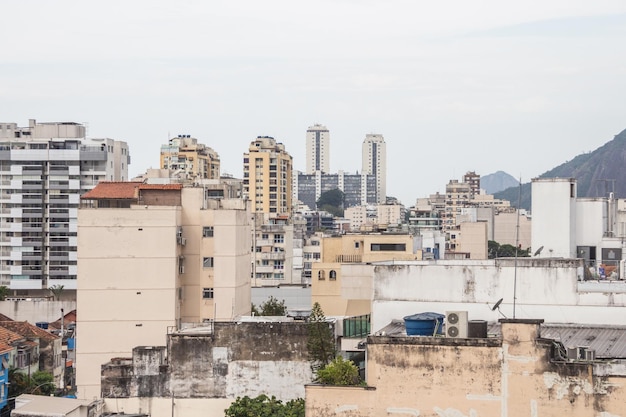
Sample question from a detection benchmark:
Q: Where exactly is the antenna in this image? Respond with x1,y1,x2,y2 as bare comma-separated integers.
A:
513,176,522,319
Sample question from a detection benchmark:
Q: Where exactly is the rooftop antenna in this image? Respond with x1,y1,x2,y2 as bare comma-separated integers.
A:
489,298,507,318
513,176,522,319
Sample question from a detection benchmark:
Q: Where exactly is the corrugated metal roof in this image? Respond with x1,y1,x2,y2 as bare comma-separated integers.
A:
379,321,626,359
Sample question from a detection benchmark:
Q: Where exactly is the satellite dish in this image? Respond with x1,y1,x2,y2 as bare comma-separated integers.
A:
533,246,544,256
492,298,503,311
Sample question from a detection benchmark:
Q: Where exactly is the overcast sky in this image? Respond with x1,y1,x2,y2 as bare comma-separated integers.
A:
2,1,626,205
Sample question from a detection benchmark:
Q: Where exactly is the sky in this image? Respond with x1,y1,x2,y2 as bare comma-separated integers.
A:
2,1,626,206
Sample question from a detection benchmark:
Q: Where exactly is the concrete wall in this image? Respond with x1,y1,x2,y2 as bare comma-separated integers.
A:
100,321,313,416
0,301,75,323
305,320,626,417
337,259,626,331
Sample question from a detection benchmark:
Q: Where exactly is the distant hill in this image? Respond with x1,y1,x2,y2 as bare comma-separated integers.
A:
481,171,519,194
494,128,626,210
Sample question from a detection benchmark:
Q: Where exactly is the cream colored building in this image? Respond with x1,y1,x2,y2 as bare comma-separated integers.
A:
243,136,293,215
76,181,251,400
306,124,330,174
305,319,626,416
312,233,419,316
160,135,220,180
455,221,488,259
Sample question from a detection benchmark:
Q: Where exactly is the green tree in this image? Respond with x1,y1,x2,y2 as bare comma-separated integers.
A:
9,369,55,397
488,240,530,259
307,302,336,372
49,284,65,301
316,189,344,217
224,395,304,417
0,286,8,301
316,356,361,386
258,296,287,316
251,303,260,316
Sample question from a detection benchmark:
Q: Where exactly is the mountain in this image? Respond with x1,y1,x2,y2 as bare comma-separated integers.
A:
494,128,626,210
480,171,519,194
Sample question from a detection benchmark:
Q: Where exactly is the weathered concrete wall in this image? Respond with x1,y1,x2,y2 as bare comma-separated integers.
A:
169,322,312,400
305,320,626,417
357,259,626,330
102,397,233,417
101,321,315,415
0,300,75,323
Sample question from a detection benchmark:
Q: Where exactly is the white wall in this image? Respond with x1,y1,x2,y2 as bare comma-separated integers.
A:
339,259,626,331
531,178,576,257
0,301,75,323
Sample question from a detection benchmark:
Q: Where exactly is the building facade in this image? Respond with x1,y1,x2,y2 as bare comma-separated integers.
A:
77,181,251,400
293,171,377,211
243,137,293,215
160,135,220,180
306,124,330,174
305,320,626,417
361,134,386,204
0,119,129,296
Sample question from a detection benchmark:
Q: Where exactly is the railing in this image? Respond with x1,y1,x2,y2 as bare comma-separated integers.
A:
334,254,362,263
343,314,370,338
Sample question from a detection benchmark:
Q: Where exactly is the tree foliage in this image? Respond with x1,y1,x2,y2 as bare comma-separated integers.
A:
256,296,287,316
316,356,362,386
0,286,9,301
316,189,344,217
307,302,336,372
49,285,65,301
9,369,55,397
488,241,530,259
224,395,304,417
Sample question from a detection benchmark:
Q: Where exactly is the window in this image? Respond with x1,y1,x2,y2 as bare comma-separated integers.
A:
274,234,284,243
371,243,406,252
262,233,269,240
202,288,214,299
354,242,360,249
318,270,325,280
329,270,337,280
203,226,214,237
203,257,214,268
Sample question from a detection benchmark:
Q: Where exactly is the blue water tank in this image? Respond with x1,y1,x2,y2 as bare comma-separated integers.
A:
403,312,445,336
35,322,49,329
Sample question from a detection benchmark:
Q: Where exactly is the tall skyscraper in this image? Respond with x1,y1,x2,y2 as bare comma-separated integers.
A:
160,135,220,180
0,119,129,296
362,133,386,204
243,136,293,215
306,124,330,174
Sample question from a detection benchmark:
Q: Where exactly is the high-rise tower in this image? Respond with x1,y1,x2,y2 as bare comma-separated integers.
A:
0,119,129,297
243,136,293,215
362,133,386,204
306,124,330,174
160,135,220,180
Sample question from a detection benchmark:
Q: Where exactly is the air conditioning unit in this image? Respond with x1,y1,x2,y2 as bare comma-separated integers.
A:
177,237,186,246
583,348,596,361
445,311,468,338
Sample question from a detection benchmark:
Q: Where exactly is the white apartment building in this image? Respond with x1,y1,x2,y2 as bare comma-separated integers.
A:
362,134,386,204
306,124,330,174
77,181,251,400
0,119,129,296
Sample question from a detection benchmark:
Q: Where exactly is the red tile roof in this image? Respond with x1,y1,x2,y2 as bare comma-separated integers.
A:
81,182,141,200
0,321,59,342
81,182,184,200
0,326,25,345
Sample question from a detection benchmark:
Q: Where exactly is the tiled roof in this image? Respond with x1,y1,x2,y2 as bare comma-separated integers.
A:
0,321,59,342
81,182,141,200
48,310,76,330
0,326,25,345
0,313,13,321
81,182,183,200
0,340,12,355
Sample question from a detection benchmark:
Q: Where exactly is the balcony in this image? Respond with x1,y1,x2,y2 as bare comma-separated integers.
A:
334,254,362,263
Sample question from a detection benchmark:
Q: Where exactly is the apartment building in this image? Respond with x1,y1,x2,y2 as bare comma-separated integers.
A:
0,119,129,296
311,232,420,317
306,124,330,174
243,136,293,215
251,213,306,287
293,170,377,211
160,135,220,180
362,134,386,204
77,180,251,400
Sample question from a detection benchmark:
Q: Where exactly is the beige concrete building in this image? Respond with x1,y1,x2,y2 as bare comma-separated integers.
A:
77,181,251,400
160,135,220,180
306,124,330,174
361,134,386,204
455,221,488,259
243,136,293,215
312,233,419,316
305,319,626,416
